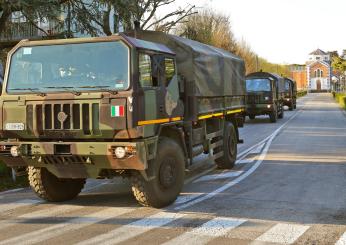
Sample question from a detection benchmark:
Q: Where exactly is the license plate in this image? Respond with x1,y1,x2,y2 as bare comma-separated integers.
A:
5,123,25,131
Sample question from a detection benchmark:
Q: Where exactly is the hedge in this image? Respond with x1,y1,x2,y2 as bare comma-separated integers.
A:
333,92,346,110
297,90,307,98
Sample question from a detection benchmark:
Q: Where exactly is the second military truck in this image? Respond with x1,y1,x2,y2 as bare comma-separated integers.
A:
0,30,246,208
245,72,285,123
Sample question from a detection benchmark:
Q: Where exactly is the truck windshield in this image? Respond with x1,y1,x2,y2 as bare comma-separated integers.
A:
7,41,129,93
246,79,271,92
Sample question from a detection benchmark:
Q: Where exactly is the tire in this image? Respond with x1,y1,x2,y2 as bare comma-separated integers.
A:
248,115,255,120
289,102,293,111
28,166,85,202
130,137,185,208
278,104,284,119
293,104,297,109
269,106,278,123
215,122,237,169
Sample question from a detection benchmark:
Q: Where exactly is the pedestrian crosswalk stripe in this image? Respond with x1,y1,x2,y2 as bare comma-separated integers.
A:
255,223,310,244
0,204,83,232
0,207,134,245
76,211,186,245
0,199,41,213
163,217,246,245
335,232,346,245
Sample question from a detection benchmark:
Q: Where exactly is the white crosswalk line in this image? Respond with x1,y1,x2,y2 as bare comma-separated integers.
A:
0,199,41,213
193,171,243,183
336,232,346,245
0,204,83,231
255,223,310,244
0,207,134,245
76,211,186,245
175,193,204,204
163,217,246,245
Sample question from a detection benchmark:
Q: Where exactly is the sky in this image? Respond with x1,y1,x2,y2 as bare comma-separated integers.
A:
163,0,346,64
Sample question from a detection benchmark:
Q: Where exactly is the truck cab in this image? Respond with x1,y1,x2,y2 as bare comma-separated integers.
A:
245,72,285,123
283,77,297,110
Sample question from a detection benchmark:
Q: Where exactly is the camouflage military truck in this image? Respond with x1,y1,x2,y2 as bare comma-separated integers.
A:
283,77,297,110
245,72,285,123
0,30,246,208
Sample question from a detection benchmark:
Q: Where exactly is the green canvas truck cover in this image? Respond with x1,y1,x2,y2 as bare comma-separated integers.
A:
126,31,246,97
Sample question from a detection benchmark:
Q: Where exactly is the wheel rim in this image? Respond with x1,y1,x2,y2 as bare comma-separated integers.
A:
228,133,236,158
159,157,177,189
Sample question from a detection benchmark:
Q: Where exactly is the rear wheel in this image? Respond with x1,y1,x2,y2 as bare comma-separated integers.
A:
130,137,185,208
215,122,237,169
28,167,85,202
248,115,255,120
289,102,293,111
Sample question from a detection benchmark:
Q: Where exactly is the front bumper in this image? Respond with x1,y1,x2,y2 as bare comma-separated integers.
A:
246,104,274,115
0,138,157,178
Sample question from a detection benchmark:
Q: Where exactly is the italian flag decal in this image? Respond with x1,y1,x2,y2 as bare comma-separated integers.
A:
111,105,125,117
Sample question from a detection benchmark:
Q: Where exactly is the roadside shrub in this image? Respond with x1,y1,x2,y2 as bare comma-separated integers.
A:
297,90,307,98
334,92,346,110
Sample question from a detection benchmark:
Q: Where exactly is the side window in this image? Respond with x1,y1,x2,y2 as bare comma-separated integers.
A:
139,53,153,87
164,58,175,86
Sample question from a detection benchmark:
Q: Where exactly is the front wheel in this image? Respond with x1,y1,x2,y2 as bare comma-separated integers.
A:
269,106,278,123
215,122,237,169
130,137,185,208
28,167,85,202
278,104,284,119
248,115,255,120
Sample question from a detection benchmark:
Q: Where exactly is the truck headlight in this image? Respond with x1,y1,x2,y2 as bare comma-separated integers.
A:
114,147,126,159
264,96,269,100
10,146,20,157
267,105,271,109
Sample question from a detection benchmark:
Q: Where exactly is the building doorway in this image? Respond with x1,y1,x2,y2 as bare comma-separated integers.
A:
317,80,321,91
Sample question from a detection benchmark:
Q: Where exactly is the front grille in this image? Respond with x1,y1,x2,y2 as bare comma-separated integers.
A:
247,95,260,104
28,103,100,135
43,155,89,165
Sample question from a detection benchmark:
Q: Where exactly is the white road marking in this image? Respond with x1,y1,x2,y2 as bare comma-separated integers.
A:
0,199,42,213
249,142,265,154
193,171,243,183
76,211,186,245
0,188,25,195
175,110,301,210
255,223,310,244
163,217,246,245
336,232,346,245
0,207,134,245
175,193,204,204
236,158,255,164
0,204,83,231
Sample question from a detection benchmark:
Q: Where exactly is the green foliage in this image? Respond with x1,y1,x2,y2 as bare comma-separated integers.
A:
334,92,346,110
332,56,346,73
297,90,307,98
257,57,291,77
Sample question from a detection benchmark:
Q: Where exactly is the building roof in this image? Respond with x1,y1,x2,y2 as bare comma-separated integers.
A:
309,49,327,55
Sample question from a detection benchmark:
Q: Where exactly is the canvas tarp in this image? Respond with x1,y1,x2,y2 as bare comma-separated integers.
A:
127,31,245,97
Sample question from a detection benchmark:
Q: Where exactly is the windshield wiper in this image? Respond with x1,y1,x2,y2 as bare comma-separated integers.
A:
9,88,46,97
43,86,81,96
77,85,118,95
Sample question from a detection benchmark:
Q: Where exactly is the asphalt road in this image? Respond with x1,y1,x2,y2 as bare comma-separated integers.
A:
0,93,345,245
